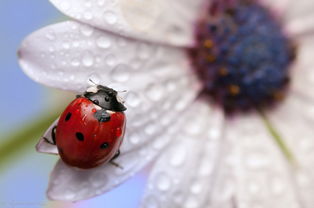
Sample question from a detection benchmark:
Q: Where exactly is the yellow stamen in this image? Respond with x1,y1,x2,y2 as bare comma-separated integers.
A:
203,39,213,48
206,54,216,62
273,91,285,101
219,67,229,76
229,85,240,95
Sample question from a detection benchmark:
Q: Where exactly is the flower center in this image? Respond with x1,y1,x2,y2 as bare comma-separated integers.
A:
189,0,296,113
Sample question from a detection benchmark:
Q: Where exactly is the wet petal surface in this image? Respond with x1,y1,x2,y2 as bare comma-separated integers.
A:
141,101,224,208
49,0,207,46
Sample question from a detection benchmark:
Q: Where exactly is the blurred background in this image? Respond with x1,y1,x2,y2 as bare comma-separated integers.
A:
0,0,145,207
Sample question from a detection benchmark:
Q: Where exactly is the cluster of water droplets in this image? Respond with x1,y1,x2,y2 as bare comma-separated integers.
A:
49,0,206,46
141,103,224,208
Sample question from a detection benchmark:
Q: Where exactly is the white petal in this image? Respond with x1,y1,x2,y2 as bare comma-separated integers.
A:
19,20,202,154
260,0,314,37
209,113,301,208
291,36,314,101
286,14,314,37
47,99,203,201
36,118,59,155
283,0,314,22
283,0,314,37
141,101,224,208
18,21,199,92
261,0,291,14
268,94,314,207
49,0,207,47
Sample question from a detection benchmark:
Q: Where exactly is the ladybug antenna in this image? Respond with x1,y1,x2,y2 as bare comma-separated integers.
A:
88,78,98,86
117,90,127,93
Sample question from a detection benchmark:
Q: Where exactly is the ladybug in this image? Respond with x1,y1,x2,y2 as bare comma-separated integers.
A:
45,85,127,169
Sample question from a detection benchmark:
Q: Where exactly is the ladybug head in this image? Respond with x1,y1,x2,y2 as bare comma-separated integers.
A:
84,85,127,112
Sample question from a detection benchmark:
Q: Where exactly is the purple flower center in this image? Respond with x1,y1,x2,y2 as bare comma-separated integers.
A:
189,0,296,113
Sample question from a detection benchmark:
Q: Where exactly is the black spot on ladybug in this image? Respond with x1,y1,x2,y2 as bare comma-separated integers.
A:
94,109,111,122
76,132,84,141
100,142,109,149
65,112,72,121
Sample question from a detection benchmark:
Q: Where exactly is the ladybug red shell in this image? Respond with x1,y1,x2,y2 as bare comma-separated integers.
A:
53,85,127,169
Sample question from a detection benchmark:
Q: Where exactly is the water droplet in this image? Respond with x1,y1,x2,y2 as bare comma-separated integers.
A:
153,135,167,150
166,80,176,92
62,42,70,49
71,58,80,67
185,196,199,208
84,12,93,20
63,191,76,200
98,0,105,6
129,58,143,70
51,64,56,70
173,191,184,203
69,75,75,81
105,54,117,66
48,47,55,53
209,128,220,139
129,132,141,145
169,146,187,167
104,11,117,25
116,37,130,48
72,41,80,48
80,25,94,36
89,171,107,188
146,84,164,101
245,152,269,170
138,43,156,59
125,92,141,108
111,64,130,82
46,31,56,40
145,124,157,135
270,178,284,195
96,36,111,49
184,119,202,135
142,196,160,208
296,172,309,187
58,71,64,77
190,182,202,194
60,2,70,11
155,173,171,191
198,159,214,176
83,51,94,67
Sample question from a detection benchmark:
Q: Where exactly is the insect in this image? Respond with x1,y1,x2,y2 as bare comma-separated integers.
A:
43,84,127,169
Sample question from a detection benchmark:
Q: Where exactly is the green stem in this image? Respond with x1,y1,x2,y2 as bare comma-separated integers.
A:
0,110,61,167
258,109,296,166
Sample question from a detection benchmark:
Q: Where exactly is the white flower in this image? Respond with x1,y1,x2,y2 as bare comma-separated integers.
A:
18,0,314,207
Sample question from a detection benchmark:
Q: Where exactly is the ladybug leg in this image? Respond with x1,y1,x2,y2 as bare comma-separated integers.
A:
94,109,111,122
111,150,120,160
109,150,123,169
109,161,123,169
51,126,57,145
43,126,57,145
